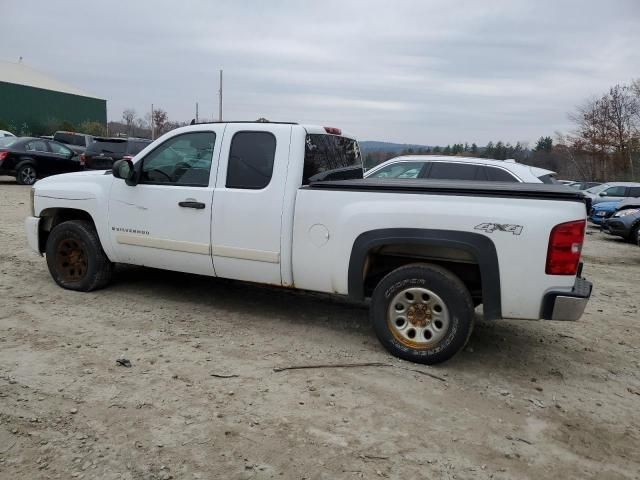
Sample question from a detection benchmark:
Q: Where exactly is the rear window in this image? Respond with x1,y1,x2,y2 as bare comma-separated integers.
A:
128,140,151,155
538,173,559,184
303,134,362,184
54,132,74,145
0,137,18,147
87,139,127,155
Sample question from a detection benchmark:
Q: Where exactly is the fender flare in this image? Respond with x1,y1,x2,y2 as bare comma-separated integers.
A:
348,228,502,320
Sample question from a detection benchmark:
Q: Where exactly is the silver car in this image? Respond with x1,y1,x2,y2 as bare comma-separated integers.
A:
583,182,640,205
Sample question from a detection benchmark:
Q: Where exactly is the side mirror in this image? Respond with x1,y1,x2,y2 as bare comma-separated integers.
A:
599,192,607,197
112,159,136,186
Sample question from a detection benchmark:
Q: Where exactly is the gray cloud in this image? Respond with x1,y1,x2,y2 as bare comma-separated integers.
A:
2,0,639,144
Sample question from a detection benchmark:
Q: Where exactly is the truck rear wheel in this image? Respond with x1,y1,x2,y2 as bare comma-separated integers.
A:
45,220,113,291
370,263,474,365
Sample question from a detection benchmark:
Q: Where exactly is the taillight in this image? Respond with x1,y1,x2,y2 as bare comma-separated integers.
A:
122,155,133,161
0,151,8,162
79,153,86,165
323,126,342,135
546,219,585,275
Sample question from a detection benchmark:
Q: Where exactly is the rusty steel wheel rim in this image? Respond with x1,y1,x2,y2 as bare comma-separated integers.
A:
387,287,450,350
55,238,88,282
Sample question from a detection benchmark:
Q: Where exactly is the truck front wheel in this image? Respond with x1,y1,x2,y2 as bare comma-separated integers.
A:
45,220,114,291
370,263,474,365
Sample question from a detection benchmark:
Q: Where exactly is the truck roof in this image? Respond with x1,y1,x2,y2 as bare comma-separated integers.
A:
186,121,355,139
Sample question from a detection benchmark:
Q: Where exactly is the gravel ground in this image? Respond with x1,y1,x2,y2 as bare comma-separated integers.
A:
0,177,639,480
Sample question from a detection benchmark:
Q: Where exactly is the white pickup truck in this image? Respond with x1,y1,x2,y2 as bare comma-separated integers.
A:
25,122,592,364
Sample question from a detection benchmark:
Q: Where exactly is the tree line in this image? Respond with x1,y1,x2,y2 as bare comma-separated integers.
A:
365,79,640,181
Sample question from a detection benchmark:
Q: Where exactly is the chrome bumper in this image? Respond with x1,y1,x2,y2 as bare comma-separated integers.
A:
541,277,592,321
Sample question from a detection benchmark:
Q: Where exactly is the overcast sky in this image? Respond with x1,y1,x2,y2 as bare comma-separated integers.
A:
2,0,639,145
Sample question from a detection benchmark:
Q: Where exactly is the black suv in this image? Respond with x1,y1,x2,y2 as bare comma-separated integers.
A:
82,137,152,170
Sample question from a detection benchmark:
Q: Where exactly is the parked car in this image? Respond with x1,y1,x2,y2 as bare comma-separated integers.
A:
82,137,152,170
25,122,592,365
583,182,640,205
0,130,16,138
588,200,621,225
568,181,602,190
0,136,81,185
364,156,558,183
603,207,640,242
53,131,95,154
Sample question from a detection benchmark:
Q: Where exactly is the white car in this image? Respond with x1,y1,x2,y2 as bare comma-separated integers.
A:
582,182,640,205
365,155,557,183
25,122,592,365
0,130,16,138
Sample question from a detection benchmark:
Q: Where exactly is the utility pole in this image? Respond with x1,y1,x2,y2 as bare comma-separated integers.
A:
219,69,223,121
195,102,199,123
151,104,154,140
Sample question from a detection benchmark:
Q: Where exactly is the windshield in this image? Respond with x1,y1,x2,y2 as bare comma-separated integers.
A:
0,137,18,147
585,184,609,194
303,134,362,184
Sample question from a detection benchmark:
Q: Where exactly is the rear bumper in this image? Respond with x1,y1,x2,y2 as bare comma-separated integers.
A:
541,276,592,321
25,216,42,255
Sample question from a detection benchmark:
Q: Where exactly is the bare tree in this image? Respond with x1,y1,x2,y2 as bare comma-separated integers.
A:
151,108,169,136
122,109,136,136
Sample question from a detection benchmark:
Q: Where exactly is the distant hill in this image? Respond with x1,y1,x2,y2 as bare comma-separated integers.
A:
359,141,431,153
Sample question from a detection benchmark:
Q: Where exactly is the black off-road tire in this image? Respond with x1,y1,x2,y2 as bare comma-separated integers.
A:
16,162,37,185
627,222,640,244
45,220,114,291
370,263,475,365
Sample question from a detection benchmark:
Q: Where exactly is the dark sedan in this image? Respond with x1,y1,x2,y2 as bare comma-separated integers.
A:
0,137,82,185
603,206,640,242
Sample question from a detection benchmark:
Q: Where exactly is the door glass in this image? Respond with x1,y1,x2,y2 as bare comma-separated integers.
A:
226,131,276,189
626,187,640,197
604,186,626,197
141,132,216,187
369,162,425,178
49,141,73,156
25,140,48,152
428,162,478,180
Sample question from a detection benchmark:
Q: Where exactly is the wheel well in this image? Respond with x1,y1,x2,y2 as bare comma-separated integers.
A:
362,244,482,303
38,208,95,252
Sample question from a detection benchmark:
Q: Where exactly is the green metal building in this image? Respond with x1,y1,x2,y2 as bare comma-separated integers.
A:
0,60,106,134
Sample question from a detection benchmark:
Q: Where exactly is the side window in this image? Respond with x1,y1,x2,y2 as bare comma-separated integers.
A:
128,141,149,155
75,135,87,147
226,131,276,189
484,166,519,182
369,162,426,179
627,187,640,197
25,140,48,152
49,142,72,156
428,162,478,181
605,186,626,197
140,132,215,187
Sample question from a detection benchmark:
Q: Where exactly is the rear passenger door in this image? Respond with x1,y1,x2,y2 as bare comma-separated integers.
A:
211,124,292,285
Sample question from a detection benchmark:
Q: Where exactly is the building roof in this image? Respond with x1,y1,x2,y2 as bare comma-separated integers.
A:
0,60,104,100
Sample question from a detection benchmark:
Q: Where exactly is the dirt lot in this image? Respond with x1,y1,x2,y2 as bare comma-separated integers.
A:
0,177,639,480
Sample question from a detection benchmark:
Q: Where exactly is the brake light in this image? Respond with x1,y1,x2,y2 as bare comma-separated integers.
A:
122,155,133,161
546,220,585,275
79,153,86,165
323,126,342,135
0,151,8,162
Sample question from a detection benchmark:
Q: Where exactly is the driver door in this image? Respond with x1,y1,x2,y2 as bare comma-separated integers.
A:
107,128,222,276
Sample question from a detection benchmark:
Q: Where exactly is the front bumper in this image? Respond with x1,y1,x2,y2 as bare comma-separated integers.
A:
541,277,592,321
602,219,629,237
25,216,42,255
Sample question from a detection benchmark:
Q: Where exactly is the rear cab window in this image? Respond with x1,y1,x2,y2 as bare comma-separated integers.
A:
87,139,127,155
303,134,362,184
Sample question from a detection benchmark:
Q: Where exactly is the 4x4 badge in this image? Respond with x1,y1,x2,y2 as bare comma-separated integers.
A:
475,223,523,235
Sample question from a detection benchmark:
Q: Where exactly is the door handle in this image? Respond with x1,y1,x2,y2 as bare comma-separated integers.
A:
179,200,206,209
